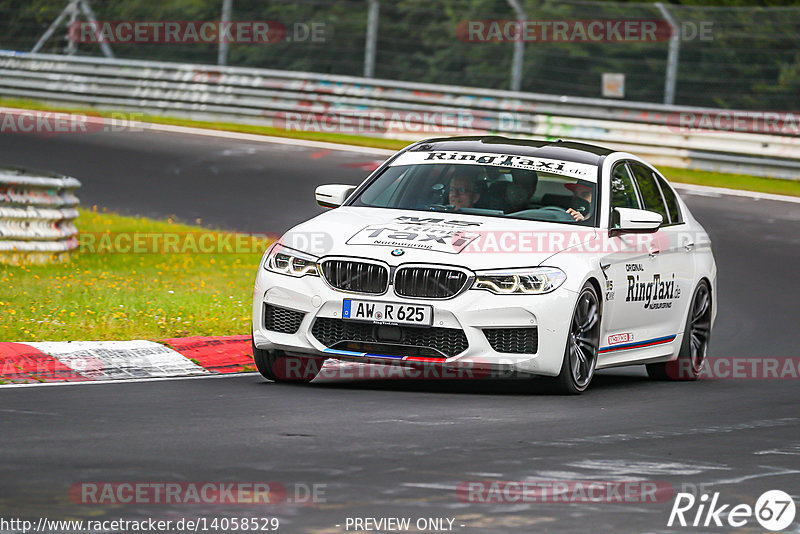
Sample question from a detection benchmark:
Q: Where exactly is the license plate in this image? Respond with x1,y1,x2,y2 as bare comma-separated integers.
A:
342,299,432,326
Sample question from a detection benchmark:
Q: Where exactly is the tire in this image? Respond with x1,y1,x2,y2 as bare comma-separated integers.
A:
251,339,324,383
647,280,712,381
554,282,601,394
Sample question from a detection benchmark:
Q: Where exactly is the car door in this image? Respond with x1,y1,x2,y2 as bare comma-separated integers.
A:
627,163,695,352
598,161,660,366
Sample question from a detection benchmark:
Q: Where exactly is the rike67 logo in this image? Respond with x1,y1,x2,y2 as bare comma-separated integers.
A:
668,489,796,531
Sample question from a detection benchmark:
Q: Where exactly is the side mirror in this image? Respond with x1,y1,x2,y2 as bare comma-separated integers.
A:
610,207,662,236
315,184,356,208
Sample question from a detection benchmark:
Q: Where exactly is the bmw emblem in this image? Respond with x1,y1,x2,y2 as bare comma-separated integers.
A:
391,249,404,257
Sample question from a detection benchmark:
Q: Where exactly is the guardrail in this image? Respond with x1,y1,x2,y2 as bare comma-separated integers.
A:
0,51,797,180
0,165,80,264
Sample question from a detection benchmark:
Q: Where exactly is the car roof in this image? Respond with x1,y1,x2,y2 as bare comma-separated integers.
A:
408,136,614,166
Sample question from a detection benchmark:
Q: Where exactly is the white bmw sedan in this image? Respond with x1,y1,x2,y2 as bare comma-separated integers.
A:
252,137,716,393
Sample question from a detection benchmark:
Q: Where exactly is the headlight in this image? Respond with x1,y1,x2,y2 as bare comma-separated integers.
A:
472,267,566,295
264,243,319,277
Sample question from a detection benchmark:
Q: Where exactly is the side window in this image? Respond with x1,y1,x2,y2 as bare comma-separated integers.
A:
655,174,682,224
630,164,669,223
610,163,640,210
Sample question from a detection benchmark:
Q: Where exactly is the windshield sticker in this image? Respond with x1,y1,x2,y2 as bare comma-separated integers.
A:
393,216,482,228
389,150,597,181
347,222,481,254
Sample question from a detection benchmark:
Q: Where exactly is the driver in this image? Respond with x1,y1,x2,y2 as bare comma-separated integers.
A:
448,167,482,210
565,182,593,221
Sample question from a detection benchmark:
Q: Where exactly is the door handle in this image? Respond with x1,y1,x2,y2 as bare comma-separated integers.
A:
648,249,660,258
684,242,695,251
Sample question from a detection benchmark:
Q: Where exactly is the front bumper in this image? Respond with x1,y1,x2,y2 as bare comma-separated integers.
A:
252,269,577,377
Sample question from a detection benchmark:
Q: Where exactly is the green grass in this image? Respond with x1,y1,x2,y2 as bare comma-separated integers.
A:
3,97,798,197
1,208,272,342
659,166,800,197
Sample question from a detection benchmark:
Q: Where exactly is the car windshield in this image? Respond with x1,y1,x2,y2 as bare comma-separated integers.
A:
349,152,599,225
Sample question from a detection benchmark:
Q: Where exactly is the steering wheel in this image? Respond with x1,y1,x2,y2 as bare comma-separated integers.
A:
536,206,577,221
427,203,455,212
571,197,591,216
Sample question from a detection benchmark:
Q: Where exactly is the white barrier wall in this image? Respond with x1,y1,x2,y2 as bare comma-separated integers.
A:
0,166,80,263
0,51,798,180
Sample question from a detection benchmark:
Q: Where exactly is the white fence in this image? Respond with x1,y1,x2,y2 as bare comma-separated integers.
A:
0,165,80,263
0,51,798,180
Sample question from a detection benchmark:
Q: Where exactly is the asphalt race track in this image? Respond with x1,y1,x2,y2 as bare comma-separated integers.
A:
1,127,799,533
